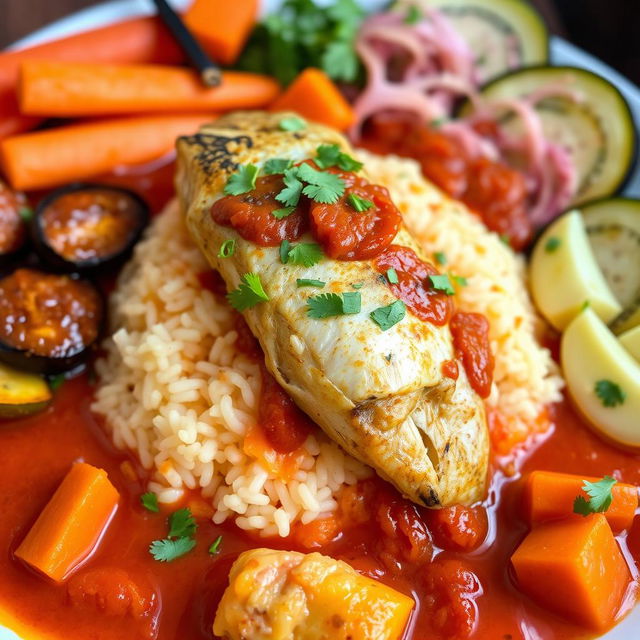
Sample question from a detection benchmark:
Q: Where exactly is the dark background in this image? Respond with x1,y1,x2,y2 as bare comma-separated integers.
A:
1,1,639,87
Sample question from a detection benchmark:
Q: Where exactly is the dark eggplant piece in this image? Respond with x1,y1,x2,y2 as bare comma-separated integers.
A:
0,179,30,266
0,268,104,374
0,362,52,419
32,183,149,274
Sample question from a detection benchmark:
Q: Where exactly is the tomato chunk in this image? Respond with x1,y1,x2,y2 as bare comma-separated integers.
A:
424,504,488,552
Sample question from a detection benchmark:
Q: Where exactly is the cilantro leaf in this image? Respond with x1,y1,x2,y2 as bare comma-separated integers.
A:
272,206,296,219
149,537,196,562
263,158,293,175
315,144,363,172
428,274,455,295
209,535,223,555
307,292,361,318
227,273,270,311
347,193,373,212
218,239,236,258
286,242,323,267
297,278,326,288
276,168,303,207
168,508,197,539
141,492,159,513
279,239,291,264
451,274,468,287
351,282,363,289
297,163,345,204
18,206,33,222
404,5,422,24
594,380,626,408
223,164,259,196
545,236,561,253
434,251,447,266
386,268,398,284
573,476,618,516
322,41,359,82
279,116,306,131
370,300,406,331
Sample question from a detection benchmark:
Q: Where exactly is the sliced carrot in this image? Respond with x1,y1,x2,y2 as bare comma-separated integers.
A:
523,470,638,532
511,514,631,630
184,0,258,65
15,462,119,582
0,16,183,140
270,68,355,131
0,113,213,190
19,62,279,118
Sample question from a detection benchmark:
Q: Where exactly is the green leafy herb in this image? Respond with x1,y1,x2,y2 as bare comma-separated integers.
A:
18,206,33,222
573,476,618,516
545,236,561,253
428,274,455,296
218,239,236,258
168,508,197,539
429,117,448,129
276,167,304,207
223,164,259,196
347,193,373,212
263,158,293,175
594,380,626,408
370,300,406,331
279,239,291,264
272,206,296,219
404,5,422,24
48,374,66,391
452,274,468,287
149,537,196,562
434,251,447,266
227,273,270,311
386,268,399,284
315,144,363,172
141,492,159,513
279,116,306,131
352,282,363,289
297,163,346,204
209,535,223,555
499,234,511,246
296,278,326,288
285,242,324,267
307,292,361,318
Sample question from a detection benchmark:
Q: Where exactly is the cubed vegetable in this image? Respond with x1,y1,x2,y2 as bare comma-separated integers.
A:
511,514,631,630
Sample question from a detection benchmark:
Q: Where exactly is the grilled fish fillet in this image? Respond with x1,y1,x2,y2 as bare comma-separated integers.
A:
213,548,413,640
176,111,489,506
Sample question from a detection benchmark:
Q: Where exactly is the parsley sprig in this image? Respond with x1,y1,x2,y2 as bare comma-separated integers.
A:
573,476,618,516
227,273,270,311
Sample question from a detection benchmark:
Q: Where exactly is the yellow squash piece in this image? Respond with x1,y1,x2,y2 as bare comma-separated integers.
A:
561,307,640,448
0,362,52,418
213,548,414,640
530,210,622,331
619,325,640,362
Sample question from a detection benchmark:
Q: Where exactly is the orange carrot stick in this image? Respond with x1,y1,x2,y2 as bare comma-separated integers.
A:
0,113,214,190
15,462,119,582
19,62,279,117
0,16,184,140
270,68,355,131
523,470,638,533
184,0,258,65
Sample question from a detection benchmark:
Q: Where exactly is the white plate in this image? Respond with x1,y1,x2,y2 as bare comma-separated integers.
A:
2,2,638,639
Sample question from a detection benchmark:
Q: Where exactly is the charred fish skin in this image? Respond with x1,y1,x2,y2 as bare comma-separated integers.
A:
176,110,489,507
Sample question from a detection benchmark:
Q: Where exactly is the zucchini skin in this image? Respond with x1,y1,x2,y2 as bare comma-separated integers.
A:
0,363,52,419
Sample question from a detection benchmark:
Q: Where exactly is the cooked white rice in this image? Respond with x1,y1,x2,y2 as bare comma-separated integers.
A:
92,152,563,535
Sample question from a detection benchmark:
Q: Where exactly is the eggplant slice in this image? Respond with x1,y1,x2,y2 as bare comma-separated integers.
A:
0,180,30,266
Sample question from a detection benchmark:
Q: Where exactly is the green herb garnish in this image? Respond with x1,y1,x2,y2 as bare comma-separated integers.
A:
279,239,291,264
141,492,159,513
149,537,196,562
370,300,406,331
347,193,373,212
285,242,324,267
315,144,363,172
296,278,326,288
386,268,399,284
18,206,33,222
573,476,618,516
263,158,293,175
307,292,361,318
209,535,223,555
279,115,307,131
218,239,236,258
352,282,363,289
49,374,66,391
452,274,468,287
276,167,304,207
434,251,447,266
594,380,626,408
227,273,270,311
168,508,197,539
272,206,296,219
297,163,346,204
545,236,561,253
428,274,455,295
223,164,259,196
404,5,422,24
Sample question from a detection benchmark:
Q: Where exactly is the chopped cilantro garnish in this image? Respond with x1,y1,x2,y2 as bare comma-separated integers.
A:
279,239,291,264
149,537,196,562
452,274,468,287
307,292,361,318
168,508,197,539
545,236,561,253
263,158,293,175
18,206,33,222
276,167,304,207
140,492,159,513
279,116,306,131
272,206,296,219
428,274,455,295
352,282,363,289
370,300,406,331
285,242,323,267
218,239,236,258
227,273,270,311
434,251,447,266
386,268,399,284
296,278,326,288
223,164,259,196
347,193,373,212
573,476,617,516
594,379,626,408
404,5,422,24
315,144,363,172
209,535,223,555
297,163,346,204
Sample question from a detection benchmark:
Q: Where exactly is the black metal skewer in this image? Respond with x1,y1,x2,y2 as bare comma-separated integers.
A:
151,0,221,87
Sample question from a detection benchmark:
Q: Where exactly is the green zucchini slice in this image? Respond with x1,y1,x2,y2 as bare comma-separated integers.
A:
0,363,52,419
429,0,549,82
463,66,637,207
